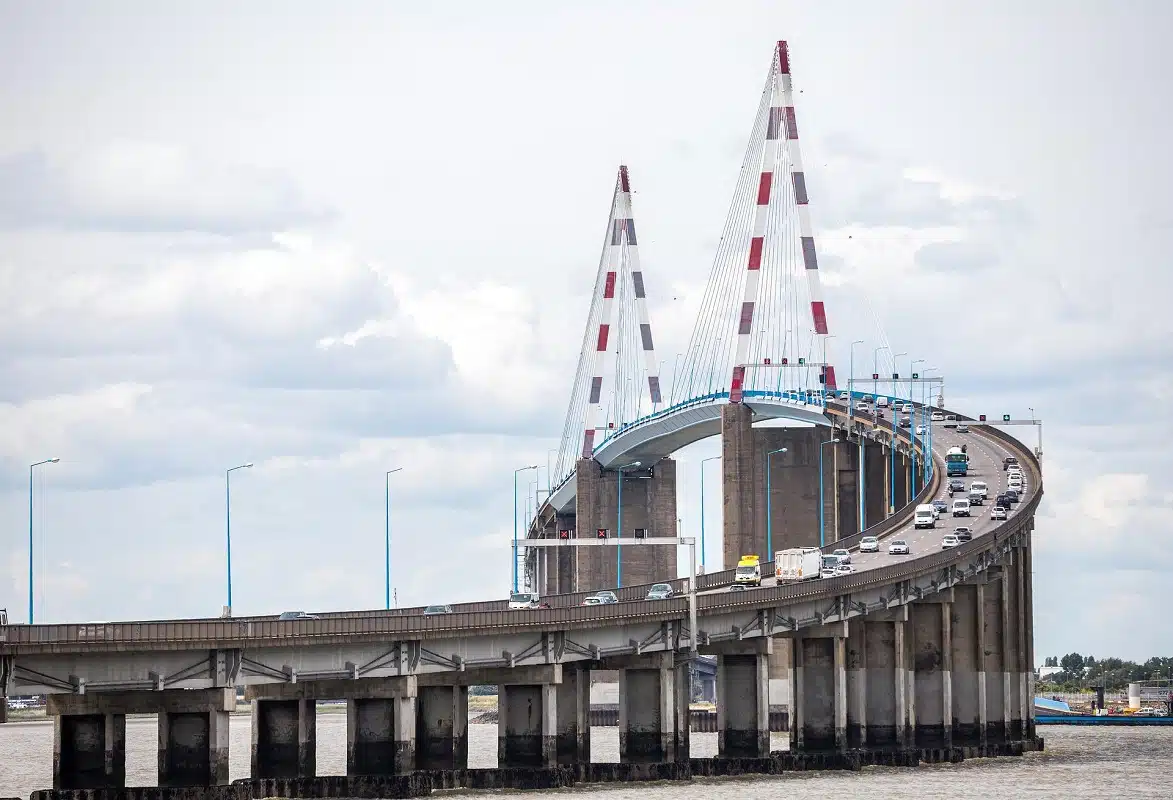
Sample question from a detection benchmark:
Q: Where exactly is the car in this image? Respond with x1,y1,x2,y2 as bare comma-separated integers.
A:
953,526,973,542
944,415,959,428
1004,489,1020,504
948,478,967,493
995,493,1012,508
581,596,602,606
820,566,837,578
423,604,453,615
833,563,854,576
508,592,541,610
646,583,673,600
941,534,961,549
914,504,937,528
956,423,970,433
888,539,910,555
901,403,914,413
968,489,984,505
1003,456,1019,471
931,412,945,422
991,506,1007,520
916,425,928,436
729,584,748,592
1008,466,1024,479
952,498,971,517
876,397,890,409
859,536,880,552
278,611,319,621
931,499,949,516
900,415,912,427
592,591,619,604
839,391,850,401
970,481,989,499
1008,480,1024,495
832,548,851,564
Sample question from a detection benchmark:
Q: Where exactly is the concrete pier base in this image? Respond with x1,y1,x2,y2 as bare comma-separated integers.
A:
556,667,590,764
498,684,556,768
250,698,315,779
158,710,229,788
53,713,125,790
715,642,771,758
619,653,678,763
416,685,468,770
347,695,417,776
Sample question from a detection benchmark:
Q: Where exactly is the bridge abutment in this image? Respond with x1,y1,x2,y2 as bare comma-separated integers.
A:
713,639,771,758
250,698,315,779
416,685,469,770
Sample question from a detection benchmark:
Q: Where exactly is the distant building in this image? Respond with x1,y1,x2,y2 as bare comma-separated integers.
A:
1038,665,1062,678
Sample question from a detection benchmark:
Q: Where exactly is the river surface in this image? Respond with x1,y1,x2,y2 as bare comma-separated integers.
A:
1,714,1169,798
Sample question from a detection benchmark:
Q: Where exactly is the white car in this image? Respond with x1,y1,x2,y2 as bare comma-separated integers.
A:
888,539,910,555
952,498,971,517
832,548,851,564
991,506,1008,520
941,534,960,549
931,412,945,422
820,566,837,578
957,423,970,433
901,403,914,413
944,415,959,428
916,425,927,436
859,536,880,553
833,562,854,576
508,592,541,610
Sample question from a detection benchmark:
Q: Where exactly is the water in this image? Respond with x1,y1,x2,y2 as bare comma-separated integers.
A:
1,714,1170,798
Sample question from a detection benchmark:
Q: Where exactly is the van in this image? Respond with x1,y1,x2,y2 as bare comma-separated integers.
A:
951,498,971,517
914,504,936,529
875,397,889,408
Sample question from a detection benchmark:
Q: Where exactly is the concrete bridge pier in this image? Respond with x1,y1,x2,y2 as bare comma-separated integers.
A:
892,450,910,509
862,442,887,528
575,457,677,592
910,594,953,748
157,699,232,788
416,685,469,770
950,582,984,746
713,639,771,758
346,680,417,776
787,622,848,752
856,610,910,748
52,711,125,790
830,439,859,540
556,666,591,764
498,682,557,768
981,564,1009,743
617,652,685,763
250,698,315,779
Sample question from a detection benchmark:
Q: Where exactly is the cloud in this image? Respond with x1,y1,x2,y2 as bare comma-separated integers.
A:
0,144,328,234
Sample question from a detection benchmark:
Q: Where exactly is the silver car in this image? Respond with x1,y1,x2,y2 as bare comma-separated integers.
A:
859,536,880,553
888,539,910,555
646,583,673,600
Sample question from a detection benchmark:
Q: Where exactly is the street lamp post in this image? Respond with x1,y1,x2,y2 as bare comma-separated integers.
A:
849,340,864,417
28,457,59,625
385,467,403,609
910,359,925,492
225,462,254,616
700,456,720,571
819,439,841,548
615,461,642,587
765,448,788,557
890,352,907,513
513,465,539,593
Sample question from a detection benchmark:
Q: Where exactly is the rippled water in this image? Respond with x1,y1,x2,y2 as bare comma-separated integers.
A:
1,713,1169,798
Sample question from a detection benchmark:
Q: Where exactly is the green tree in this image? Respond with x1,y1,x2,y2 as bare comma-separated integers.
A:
1060,652,1085,676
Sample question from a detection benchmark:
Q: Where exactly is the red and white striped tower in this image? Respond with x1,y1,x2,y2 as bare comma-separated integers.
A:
778,41,836,391
579,165,660,458
728,40,836,402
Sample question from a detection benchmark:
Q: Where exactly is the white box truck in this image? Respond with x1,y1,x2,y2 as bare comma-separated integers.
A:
775,547,822,582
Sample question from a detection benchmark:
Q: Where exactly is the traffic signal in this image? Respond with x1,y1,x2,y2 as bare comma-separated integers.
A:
596,528,608,539
872,373,879,380
979,414,986,422
1003,414,1011,422
818,369,826,384
912,372,919,380
798,357,806,365
634,528,647,539
763,357,772,365
559,529,571,540
892,373,899,380
781,357,789,365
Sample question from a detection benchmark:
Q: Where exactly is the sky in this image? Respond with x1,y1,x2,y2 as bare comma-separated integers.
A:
1,0,1170,662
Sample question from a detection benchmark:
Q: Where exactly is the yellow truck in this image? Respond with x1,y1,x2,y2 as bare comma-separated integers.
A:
735,554,762,587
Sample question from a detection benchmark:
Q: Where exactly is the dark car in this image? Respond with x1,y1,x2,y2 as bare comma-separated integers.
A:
278,611,319,621
948,479,966,495
1004,488,1020,504
932,499,949,514
995,493,1012,508
953,526,973,542
423,604,453,615
1003,456,1019,471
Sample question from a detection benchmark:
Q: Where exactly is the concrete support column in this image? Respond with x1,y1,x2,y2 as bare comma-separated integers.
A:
53,713,126,790
834,634,848,750
864,443,887,527
790,628,845,752
498,683,556,768
834,440,859,540
347,694,417,776
982,566,1009,742
555,667,590,765
158,710,230,788
673,657,691,763
862,616,902,747
250,698,315,779
715,641,771,758
619,653,677,763
846,619,867,748
416,685,468,770
1023,537,1037,739
911,602,947,747
1002,559,1019,740
951,584,982,745
893,453,909,509
896,618,911,746
1009,550,1026,740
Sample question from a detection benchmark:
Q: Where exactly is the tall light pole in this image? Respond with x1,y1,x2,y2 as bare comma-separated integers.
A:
700,455,720,571
28,457,59,624
873,346,888,399
910,359,925,492
225,462,253,616
891,351,907,401
923,368,939,483
615,461,641,587
765,448,788,557
385,467,403,609
819,439,841,548
849,340,864,417
513,464,538,593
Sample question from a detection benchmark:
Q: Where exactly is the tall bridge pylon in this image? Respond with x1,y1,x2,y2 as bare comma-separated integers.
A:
672,40,837,405
554,166,663,485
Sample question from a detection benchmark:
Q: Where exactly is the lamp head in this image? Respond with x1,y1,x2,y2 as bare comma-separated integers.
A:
49,458,60,463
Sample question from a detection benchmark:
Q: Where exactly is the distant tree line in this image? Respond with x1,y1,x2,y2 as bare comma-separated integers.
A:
1039,654,1173,691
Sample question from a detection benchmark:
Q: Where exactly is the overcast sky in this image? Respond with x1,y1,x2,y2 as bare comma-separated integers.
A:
1,1,1170,662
